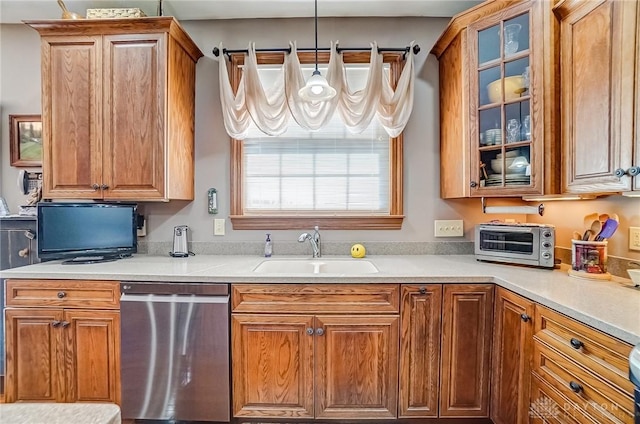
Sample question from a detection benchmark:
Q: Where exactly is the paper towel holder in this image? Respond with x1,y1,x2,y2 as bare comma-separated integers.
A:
481,197,544,216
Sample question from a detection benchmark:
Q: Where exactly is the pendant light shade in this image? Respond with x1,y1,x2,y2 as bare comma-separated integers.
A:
299,70,336,101
298,0,336,102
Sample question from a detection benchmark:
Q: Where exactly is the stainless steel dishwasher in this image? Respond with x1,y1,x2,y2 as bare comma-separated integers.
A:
120,282,230,422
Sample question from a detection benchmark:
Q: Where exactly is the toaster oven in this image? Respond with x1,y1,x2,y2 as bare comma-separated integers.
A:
475,223,555,268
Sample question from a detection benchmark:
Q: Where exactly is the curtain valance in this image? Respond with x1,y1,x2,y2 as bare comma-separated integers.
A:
218,41,415,139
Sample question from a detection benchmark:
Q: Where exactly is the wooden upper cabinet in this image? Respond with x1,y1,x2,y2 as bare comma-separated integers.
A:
26,18,203,201
490,287,535,424
433,0,560,198
555,0,638,193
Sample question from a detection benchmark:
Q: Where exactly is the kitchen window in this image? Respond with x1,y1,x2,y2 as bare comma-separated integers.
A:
228,51,405,230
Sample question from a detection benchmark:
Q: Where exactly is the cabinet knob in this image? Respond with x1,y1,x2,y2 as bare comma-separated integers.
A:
520,313,531,322
92,183,100,190
61,321,70,328
569,338,583,349
57,291,66,298
628,166,640,177
614,168,626,178
101,184,109,190
306,327,314,336
18,247,29,257
419,286,427,295
51,320,62,327
470,181,478,188
315,328,325,336
568,381,583,393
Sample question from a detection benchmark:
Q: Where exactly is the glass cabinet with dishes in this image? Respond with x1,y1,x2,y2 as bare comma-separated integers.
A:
469,2,540,195
433,0,559,199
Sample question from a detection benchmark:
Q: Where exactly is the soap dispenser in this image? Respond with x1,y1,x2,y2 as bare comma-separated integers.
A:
264,233,272,257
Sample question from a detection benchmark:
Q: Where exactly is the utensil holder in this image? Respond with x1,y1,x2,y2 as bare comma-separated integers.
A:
569,240,610,280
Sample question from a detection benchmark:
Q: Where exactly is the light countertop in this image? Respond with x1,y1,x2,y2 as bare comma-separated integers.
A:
0,403,121,424
1,254,639,345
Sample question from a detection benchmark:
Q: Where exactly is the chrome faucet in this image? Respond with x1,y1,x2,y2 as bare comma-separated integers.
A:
298,226,321,258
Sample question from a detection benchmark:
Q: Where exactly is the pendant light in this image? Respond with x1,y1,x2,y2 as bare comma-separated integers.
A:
298,0,337,102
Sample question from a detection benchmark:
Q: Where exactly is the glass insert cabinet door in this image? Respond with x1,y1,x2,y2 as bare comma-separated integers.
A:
468,3,539,195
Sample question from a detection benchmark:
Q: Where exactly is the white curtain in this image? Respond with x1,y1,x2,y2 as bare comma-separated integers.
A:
218,41,415,139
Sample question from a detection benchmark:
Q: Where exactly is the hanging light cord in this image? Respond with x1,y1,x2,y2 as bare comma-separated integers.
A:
314,0,319,73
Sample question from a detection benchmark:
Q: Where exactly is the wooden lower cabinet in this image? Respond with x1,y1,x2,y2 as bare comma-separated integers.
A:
533,305,635,424
491,287,535,424
398,284,442,418
4,280,120,404
439,284,494,417
231,284,399,420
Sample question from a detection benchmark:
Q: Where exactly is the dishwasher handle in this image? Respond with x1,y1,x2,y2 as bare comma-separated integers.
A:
121,293,230,304
121,282,229,296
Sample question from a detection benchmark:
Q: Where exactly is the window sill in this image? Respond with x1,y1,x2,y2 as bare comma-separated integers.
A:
229,215,405,230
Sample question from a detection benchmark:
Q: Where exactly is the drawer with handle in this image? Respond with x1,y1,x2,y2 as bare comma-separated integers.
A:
534,304,633,395
530,372,597,424
5,279,120,309
532,340,634,424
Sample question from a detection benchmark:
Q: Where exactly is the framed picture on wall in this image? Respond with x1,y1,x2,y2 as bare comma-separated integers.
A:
10,114,42,167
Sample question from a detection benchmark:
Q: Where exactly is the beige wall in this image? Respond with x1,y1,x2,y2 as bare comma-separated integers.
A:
1,18,639,261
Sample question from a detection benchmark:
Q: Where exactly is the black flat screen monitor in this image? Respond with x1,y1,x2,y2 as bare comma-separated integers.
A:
37,202,137,264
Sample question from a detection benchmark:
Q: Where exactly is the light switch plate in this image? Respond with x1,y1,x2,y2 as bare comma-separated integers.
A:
214,219,225,236
434,220,464,237
630,227,640,251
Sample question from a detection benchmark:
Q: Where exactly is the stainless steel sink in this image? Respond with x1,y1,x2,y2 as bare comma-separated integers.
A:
253,258,378,274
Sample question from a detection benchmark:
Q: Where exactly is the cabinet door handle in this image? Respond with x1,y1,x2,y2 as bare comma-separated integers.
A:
57,291,66,298
470,181,478,188
569,381,583,393
315,328,324,336
92,183,100,190
570,338,583,349
628,166,640,177
306,327,314,336
101,184,109,190
18,247,29,257
419,286,427,295
61,321,70,328
520,313,531,322
52,320,62,327
614,168,626,178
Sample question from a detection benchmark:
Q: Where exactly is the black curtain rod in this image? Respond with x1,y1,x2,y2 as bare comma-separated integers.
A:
212,44,420,59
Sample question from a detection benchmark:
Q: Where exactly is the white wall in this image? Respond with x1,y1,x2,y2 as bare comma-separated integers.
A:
1,18,639,260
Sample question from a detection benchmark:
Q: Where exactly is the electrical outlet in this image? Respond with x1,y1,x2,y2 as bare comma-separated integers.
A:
434,219,464,237
214,219,225,236
630,227,640,251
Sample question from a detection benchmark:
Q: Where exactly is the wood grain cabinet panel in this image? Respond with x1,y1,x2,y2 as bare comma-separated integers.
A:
26,18,203,201
555,0,639,193
4,309,64,403
231,284,399,420
4,280,120,404
231,314,315,418
398,284,442,418
490,287,535,424
439,284,493,417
